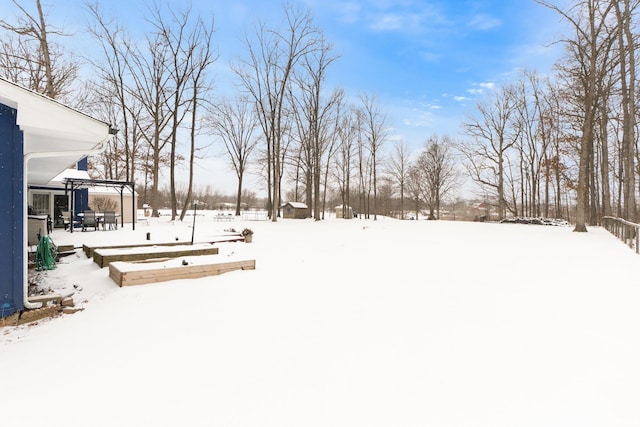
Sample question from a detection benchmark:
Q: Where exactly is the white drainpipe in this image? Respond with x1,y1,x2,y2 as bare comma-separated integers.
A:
22,141,109,310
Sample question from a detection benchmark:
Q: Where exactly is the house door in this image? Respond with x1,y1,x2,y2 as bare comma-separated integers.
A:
54,194,68,228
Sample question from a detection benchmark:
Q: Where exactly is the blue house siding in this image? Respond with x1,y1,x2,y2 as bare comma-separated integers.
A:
74,157,89,216
0,103,24,316
30,154,90,221
74,188,89,218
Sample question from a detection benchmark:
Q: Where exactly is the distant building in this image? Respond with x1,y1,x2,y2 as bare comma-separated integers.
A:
335,204,354,219
282,202,308,219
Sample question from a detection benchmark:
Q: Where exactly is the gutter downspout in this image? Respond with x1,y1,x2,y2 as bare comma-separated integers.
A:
22,140,109,310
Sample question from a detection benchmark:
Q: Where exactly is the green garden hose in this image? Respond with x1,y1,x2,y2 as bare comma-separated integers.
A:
35,235,58,271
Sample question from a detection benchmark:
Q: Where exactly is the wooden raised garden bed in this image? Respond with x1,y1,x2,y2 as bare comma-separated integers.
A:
84,241,187,257
93,243,219,268
83,234,243,258
109,255,256,286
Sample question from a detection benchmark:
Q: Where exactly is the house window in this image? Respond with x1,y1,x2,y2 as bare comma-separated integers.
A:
32,193,50,216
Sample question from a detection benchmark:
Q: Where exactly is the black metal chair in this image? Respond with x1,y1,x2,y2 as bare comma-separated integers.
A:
102,211,117,230
82,210,97,231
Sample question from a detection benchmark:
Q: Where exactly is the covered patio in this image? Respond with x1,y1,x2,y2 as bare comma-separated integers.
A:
0,77,114,317
63,177,136,232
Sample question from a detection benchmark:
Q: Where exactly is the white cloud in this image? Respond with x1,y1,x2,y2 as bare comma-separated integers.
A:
360,1,447,34
466,82,496,97
370,13,404,31
468,13,501,31
402,110,433,127
418,50,441,63
334,2,363,24
454,96,469,102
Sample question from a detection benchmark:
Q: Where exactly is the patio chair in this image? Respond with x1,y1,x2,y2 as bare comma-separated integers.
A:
61,211,80,231
82,210,97,231
61,211,71,230
102,211,117,230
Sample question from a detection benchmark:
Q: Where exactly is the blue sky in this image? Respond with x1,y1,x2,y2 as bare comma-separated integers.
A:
9,0,568,194
33,0,567,148
202,0,567,146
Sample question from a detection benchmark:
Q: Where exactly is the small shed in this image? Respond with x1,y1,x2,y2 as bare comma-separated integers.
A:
282,202,308,219
335,204,354,219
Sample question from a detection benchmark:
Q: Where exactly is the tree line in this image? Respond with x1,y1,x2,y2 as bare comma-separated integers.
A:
460,0,640,231
2,0,639,230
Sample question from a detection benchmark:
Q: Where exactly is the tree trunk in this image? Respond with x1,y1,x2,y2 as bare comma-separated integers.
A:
599,103,611,217
617,0,637,221
574,105,594,232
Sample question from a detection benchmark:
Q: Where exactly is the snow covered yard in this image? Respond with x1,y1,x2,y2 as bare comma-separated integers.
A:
2,214,640,427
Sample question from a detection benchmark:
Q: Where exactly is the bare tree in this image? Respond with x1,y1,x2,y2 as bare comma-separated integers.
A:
178,14,217,222
536,0,617,231
386,140,411,219
86,2,142,183
319,91,344,219
209,96,259,216
461,84,519,220
414,135,458,219
82,87,134,181
512,69,554,217
234,4,321,221
292,36,340,219
358,93,389,220
159,4,198,220
124,11,175,217
405,165,424,220
147,5,215,220
289,94,314,214
333,105,357,218
0,0,78,100
354,110,372,218
613,0,637,222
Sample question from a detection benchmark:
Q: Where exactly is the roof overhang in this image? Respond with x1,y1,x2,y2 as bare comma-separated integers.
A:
0,78,113,185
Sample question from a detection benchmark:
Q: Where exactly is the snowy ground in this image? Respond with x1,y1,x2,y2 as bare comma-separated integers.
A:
2,212,640,427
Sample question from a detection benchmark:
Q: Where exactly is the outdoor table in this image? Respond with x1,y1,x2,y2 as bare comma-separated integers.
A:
76,212,120,231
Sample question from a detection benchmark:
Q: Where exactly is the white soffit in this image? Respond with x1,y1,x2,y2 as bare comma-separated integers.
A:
0,78,111,185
